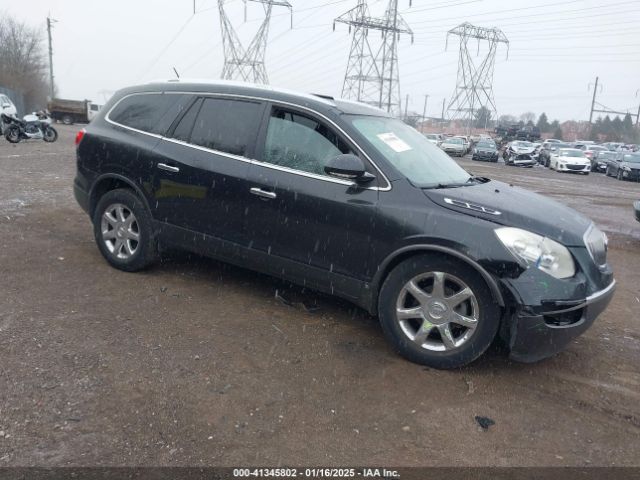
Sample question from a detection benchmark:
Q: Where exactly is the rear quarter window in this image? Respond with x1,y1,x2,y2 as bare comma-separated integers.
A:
108,93,191,136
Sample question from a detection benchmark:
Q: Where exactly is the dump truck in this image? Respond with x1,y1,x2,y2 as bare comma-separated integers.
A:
47,98,102,125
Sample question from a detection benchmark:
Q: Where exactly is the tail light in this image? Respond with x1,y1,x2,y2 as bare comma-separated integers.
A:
75,128,86,146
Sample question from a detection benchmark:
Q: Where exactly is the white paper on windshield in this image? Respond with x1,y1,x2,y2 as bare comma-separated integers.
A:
377,132,412,153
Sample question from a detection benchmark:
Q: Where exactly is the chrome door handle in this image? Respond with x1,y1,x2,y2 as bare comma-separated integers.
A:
157,163,180,173
250,187,277,200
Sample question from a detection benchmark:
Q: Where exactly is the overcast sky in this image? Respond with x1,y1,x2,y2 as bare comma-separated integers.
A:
2,0,639,122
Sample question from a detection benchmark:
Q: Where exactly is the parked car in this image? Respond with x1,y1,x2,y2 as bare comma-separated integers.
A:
515,125,541,141
603,142,624,152
441,137,466,157
472,139,499,162
605,152,640,181
424,133,442,146
582,145,608,164
504,141,537,167
74,80,615,369
0,93,17,134
549,148,591,174
591,150,616,172
539,142,571,167
453,135,471,154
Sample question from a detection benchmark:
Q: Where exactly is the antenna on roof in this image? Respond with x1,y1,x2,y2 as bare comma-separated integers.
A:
173,67,180,79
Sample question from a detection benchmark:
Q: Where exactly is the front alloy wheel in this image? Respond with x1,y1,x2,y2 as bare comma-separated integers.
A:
396,272,479,352
378,255,500,369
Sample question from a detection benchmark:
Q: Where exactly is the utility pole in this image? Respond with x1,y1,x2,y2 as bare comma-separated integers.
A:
404,94,409,120
335,0,412,116
46,16,57,100
588,76,599,124
422,94,429,128
218,0,292,84
387,0,399,113
445,23,508,132
441,97,446,132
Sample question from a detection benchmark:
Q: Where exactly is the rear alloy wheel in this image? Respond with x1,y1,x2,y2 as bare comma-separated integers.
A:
62,115,73,125
617,170,623,180
378,255,500,369
93,189,158,272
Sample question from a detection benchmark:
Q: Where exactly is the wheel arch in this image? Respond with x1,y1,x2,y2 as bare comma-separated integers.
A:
89,174,152,218
369,245,505,315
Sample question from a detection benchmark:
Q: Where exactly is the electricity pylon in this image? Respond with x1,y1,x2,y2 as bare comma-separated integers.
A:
218,0,292,84
445,22,508,132
334,0,412,115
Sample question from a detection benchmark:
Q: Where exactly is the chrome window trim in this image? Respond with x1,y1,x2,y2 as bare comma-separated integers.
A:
104,90,392,192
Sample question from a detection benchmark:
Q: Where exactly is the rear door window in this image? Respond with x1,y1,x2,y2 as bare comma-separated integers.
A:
170,98,203,143
188,97,262,157
109,93,191,135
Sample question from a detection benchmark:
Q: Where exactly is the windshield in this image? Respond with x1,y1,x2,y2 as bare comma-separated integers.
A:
477,141,495,148
514,141,533,147
347,116,472,187
559,149,585,157
446,138,463,144
623,154,640,163
598,152,615,159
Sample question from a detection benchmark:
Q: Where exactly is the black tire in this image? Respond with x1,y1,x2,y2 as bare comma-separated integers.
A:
5,126,20,143
62,115,73,125
378,254,501,369
92,189,158,272
605,166,610,176
617,170,623,180
43,126,58,143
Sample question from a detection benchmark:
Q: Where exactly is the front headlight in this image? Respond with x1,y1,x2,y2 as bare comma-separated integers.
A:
495,227,576,279
622,166,631,171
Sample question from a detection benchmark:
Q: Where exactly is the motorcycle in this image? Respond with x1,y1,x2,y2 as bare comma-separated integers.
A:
1,111,58,143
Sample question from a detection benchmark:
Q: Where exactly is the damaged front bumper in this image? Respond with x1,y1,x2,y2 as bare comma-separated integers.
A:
507,280,616,362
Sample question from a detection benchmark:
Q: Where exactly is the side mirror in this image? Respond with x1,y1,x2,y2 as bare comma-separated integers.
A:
2,103,10,109
324,154,375,183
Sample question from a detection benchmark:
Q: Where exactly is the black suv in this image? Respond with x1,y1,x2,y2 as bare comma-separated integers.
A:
74,81,615,369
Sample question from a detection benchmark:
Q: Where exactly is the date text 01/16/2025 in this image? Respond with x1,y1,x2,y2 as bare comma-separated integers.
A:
232,468,401,478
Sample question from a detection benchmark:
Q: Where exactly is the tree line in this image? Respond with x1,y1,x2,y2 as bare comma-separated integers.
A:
0,13,51,113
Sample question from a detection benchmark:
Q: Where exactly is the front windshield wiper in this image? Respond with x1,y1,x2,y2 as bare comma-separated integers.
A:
423,177,479,189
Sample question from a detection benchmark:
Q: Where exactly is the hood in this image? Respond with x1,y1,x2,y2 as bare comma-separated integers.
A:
513,146,535,153
423,180,592,246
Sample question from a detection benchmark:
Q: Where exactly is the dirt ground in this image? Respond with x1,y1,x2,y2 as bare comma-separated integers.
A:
0,125,639,467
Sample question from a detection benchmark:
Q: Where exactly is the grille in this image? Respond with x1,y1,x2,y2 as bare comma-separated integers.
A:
566,164,585,171
584,224,607,267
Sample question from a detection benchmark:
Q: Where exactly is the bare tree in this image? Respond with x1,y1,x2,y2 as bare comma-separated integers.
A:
519,111,536,124
0,14,50,112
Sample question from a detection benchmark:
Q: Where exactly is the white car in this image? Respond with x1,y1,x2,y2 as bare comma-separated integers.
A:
453,135,470,153
424,133,442,146
440,137,466,156
550,148,591,174
0,94,17,134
